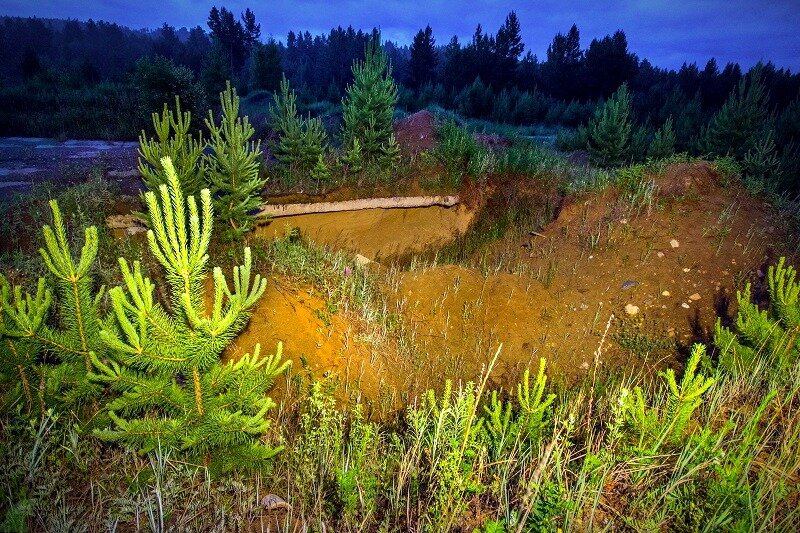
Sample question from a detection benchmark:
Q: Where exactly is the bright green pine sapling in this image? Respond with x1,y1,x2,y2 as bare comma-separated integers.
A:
622,344,715,451
0,201,106,413
341,35,400,170
269,76,329,185
715,257,799,374
138,96,207,197
482,358,555,460
93,157,290,472
205,81,266,240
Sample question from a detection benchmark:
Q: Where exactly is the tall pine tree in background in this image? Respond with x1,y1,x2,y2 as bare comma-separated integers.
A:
250,39,283,93
341,34,400,170
495,11,524,88
588,83,633,167
703,66,770,160
204,81,265,240
270,76,328,184
94,157,289,472
409,25,437,91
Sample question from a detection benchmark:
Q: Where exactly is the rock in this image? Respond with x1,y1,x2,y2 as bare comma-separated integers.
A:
107,169,140,180
621,280,639,290
106,214,147,236
689,293,702,301
670,239,680,248
624,304,640,316
661,290,671,297
682,268,691,273
657,251,665,258
681,302,690,309
262,494,291,512
354,254,372,267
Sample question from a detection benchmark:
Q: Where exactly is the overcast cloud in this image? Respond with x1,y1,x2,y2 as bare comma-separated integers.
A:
3,0,799,71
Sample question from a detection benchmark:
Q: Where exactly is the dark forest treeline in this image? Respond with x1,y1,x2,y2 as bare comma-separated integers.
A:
1,9,799,149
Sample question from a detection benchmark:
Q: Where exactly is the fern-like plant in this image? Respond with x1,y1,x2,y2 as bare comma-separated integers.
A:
715,257,800,374
93,156,289,472
205,81,266,240
138,96,207,197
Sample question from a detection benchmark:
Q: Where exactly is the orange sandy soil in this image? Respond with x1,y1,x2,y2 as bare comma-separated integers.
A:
229,162,798,407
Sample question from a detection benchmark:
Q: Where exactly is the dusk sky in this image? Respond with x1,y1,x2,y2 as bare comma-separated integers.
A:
3,0,800,72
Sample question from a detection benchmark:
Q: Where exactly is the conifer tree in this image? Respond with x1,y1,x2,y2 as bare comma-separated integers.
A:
341,35,400,169
715,257,799,374
648,117,676,159
409,25,437,90
93,157,290,471
0,201,105,413
138,96,207,197
205,81,266,240
269,76,328,184
588,83,633,167
702,67,770,160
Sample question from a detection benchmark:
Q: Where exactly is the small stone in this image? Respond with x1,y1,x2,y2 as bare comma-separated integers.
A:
670,239,680,248
661,290,671,297
354,254,372,267
625,304,640,315
681,302,690,309
657,251,665,258
682,268,691,273
621,280,639,290
262,494,291,512
689,293,701,301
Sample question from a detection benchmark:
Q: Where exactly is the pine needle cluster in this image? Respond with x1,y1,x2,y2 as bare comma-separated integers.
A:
93,157,289,471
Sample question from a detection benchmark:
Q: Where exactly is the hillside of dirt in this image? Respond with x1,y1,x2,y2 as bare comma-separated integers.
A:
228,161,798,404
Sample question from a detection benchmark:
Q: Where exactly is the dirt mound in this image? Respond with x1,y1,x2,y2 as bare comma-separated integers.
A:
393,110,436,157
655,160,719,196
225,278,396,403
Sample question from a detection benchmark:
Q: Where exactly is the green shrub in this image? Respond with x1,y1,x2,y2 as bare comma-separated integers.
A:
588,84,633,167
341,36,400,170
269,76,329,186
433,120,491,185
702,67,770,160
0,201,105,415
715,257,799,374
138,95,207,196
204,82,266,240
648,117,676,160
